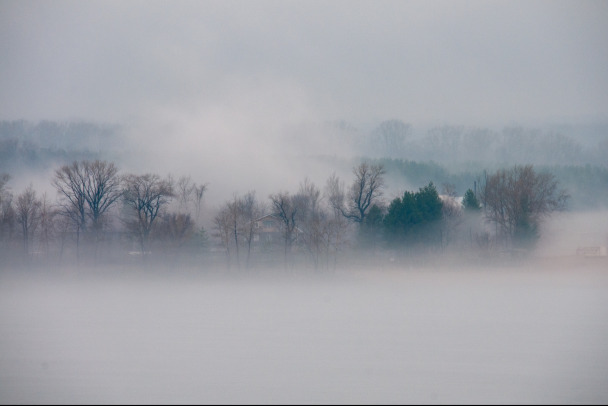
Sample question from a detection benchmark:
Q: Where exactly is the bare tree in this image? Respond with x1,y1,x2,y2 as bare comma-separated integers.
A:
122,173,174,257
176,175,194,213
192,183,208,224
173,176,207,225
226,195,244,268
480,165,569,249
156,212,195,256
324,173,351,268
53,160,121,261
213,191,265,270
37,192,58,260
213,205,234,269
82,160,122,233
53,161,87,253
326,173,345,214
0,173,15,244
370,119,411,157
0,173,9,199
342,162,386,224
269,191,302,268
15,184,41,257
239,191,265,269
297,178,326,270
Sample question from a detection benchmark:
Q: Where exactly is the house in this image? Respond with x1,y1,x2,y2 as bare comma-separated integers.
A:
576,246,607,257
575,231,608,257
253,214,284,245
253,214,304,248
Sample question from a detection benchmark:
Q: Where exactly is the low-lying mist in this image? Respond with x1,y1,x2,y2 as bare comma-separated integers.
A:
1,260,607,404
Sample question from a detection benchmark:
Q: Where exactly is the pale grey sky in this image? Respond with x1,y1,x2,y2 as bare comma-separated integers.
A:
1,0,607,127
2,0,608,202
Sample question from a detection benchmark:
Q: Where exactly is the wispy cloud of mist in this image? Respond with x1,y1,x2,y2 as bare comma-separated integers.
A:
536,209,608,257
117,80,347,205
2,0,608,204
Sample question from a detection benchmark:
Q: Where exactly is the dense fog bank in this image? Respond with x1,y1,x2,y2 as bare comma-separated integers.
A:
1,261,607,404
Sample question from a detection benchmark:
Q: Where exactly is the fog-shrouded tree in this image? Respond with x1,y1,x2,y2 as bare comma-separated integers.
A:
462,188,481,211
37,192,58,260
82,160,122,233
53,160,122,261
0,181,15,265
459,187,485,252
342,162,386,225
239,191,265,269
122,173,174,257
214,191,266,270
53,161,87,252
173,175,208,224
192,183,208,224
156,212,195,258
383,190,420,245
323,173,351,269
269,191,302,269
370,119,411,157
15,184,41,257
296,178,325,270
383,182,443,250
226,195,245,269
359,203,384,251
480,165,569,250
0,173,15,243
213,204,234,269
326,173,345,215
176,175,194,213
0,173,9,197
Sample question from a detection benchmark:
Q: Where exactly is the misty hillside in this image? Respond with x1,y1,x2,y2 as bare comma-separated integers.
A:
2,119,607,210
0,120,126,173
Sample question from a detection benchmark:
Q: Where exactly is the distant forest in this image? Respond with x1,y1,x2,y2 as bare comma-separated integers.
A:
2,119,606,210
0,120,125,173
1,119,607,271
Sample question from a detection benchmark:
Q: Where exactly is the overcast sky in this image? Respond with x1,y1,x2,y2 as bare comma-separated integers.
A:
2,0,608,200
2,0,607,127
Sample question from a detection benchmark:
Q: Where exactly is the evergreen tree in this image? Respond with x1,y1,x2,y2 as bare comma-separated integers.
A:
383,191,419,244
359,203,384,249
415,182,443,224
462,188,481,211
382,182,443,247
414,182,443,245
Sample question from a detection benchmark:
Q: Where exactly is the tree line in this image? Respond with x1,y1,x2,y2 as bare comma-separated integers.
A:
0,158,569,271
2,119,604,212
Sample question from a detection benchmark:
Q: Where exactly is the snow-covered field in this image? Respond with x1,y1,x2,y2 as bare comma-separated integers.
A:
1,261,607,404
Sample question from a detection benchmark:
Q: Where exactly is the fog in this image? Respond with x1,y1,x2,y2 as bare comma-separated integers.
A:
3,1,608,203
1,208,606,404
536,210,608,257
2,1,608,403
1,261,607,404
2,1,608,190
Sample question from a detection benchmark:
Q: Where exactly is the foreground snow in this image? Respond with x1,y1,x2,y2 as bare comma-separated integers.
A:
1,261,607,404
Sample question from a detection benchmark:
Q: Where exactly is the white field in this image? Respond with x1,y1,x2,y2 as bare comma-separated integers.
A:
1,260,607,404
